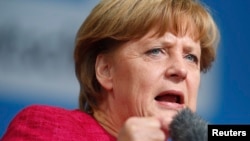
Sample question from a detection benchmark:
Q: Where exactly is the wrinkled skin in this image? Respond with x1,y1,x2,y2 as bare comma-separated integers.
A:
94,31,201,140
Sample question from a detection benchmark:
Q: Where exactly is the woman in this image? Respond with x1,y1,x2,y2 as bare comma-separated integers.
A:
1,0,219,140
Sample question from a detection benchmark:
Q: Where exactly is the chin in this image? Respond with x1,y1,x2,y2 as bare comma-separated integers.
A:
147,106,179,119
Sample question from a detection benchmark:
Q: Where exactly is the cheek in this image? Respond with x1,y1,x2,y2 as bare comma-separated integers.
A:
113,58,160,89
111,69,156,117
112,61,158,101
188,72,200,111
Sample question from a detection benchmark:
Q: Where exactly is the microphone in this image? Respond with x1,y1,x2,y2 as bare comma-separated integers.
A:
169,108,208,141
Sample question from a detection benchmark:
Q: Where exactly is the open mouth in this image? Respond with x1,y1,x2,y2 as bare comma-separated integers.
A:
155,93,184,104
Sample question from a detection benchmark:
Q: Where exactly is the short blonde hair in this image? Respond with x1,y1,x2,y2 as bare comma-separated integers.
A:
74,0,220,112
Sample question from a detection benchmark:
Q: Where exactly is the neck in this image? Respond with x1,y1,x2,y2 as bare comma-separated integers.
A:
93,104,121,137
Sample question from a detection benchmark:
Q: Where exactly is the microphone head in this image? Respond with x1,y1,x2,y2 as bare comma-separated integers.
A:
169,108,208,141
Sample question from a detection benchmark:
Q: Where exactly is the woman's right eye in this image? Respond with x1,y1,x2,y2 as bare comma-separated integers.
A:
145,48,164,56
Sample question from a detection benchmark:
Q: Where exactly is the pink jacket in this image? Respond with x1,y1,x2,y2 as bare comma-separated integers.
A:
1,105,116,141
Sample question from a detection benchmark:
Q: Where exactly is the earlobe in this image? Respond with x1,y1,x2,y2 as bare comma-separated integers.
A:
95,54,113,90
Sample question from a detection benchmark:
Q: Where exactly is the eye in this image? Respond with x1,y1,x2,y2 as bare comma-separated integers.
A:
145,48,164,56
185,54,198,63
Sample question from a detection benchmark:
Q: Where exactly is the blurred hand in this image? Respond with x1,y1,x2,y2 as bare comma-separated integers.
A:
117,117,167,141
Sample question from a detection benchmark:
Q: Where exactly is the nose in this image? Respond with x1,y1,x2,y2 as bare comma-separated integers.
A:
165,58,187,82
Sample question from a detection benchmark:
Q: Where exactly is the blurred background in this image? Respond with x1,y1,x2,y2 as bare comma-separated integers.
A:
1,0,250,137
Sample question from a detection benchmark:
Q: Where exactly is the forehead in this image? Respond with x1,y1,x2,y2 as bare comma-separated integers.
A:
134,30,201,49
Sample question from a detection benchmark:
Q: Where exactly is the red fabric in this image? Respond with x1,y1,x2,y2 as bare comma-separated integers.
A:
1,105,116,141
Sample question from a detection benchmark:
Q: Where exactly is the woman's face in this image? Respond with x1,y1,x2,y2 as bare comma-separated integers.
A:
98,31,201,126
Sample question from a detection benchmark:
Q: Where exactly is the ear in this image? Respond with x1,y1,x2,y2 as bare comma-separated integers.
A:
95,54,113,90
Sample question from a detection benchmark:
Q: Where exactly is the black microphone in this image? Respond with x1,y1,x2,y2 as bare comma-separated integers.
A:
169,108,208,141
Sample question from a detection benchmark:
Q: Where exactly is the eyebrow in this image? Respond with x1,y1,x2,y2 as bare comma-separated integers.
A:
183,45,202,58
161,39,201,55
183,45,194,52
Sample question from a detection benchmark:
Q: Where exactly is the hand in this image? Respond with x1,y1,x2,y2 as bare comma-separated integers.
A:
117,117,167,141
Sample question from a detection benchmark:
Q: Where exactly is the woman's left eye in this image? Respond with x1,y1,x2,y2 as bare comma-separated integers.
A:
185,54,198,63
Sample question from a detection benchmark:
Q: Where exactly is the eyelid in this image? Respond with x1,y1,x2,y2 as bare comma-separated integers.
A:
145,47,165,55
185,54,199,64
